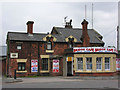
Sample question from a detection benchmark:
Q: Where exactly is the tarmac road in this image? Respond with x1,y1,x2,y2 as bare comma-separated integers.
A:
2,77,119,89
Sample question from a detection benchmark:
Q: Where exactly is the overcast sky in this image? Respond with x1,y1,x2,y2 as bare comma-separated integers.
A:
0,1,118,47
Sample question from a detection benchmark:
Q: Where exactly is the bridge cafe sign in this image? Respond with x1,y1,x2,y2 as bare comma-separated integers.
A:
73,47,118,53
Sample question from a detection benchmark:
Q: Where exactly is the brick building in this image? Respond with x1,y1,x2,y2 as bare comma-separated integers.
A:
6,19,117,77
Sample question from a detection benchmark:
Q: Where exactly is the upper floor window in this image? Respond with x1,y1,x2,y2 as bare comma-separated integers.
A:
105,57,110,70
69,41,73,48
47,41,52,50
69,43,73,48
17,45,22,50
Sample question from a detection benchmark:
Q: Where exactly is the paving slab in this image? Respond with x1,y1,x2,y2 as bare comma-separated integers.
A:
2,77,23,83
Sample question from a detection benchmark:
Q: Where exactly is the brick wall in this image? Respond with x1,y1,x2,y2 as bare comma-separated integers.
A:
8,41,67,77
49,58,63,76
8,40,103,77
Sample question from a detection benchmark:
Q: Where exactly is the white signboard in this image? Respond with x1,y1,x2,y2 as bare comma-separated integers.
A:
10,53,18,58
31,60,38,72
73,47,117,53
53,60,59,73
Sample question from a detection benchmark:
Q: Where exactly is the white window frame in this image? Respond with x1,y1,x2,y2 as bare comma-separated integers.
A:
105,57,110,70
10,53,18,58
17,45,21,50
69,43,72,48
96,57,102,70
47,41,52,50
77,58,83,70
86,57,92,71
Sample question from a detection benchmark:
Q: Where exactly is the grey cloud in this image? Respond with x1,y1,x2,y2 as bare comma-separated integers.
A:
1,2,118,48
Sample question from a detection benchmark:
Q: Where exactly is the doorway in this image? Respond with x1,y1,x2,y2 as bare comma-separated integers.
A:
67,61,73,76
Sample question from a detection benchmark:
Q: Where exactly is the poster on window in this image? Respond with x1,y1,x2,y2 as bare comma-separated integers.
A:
53,60,59,73
116,58,120,71
31,60,38,72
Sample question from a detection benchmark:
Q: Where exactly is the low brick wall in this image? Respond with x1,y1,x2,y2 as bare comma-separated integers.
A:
73,72,117,76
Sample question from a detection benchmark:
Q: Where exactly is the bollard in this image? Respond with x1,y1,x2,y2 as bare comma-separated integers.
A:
14,69,16,79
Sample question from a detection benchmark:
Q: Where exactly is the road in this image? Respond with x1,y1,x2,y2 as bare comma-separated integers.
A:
2,77,119,89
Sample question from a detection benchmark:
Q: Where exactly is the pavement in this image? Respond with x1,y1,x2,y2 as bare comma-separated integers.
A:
2,76,23,83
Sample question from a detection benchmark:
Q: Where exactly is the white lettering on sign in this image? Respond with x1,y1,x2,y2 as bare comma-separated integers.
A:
73,47,118,53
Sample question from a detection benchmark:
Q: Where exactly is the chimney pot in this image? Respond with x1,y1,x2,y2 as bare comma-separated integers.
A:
26,21,34,34
81,19,88,25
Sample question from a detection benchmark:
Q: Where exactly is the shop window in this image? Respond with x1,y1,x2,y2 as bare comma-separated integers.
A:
18,63,26,71
47,41,52,50
77,58,83,70
42,58,48,70
86,57,92,70
105,57,110,70
96,57,102,70
17,45,22,50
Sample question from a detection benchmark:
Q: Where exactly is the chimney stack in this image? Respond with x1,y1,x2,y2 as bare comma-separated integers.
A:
26,21,34,34
81,19,90,46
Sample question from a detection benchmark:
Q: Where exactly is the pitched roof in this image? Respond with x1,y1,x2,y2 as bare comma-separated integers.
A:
51,27,104,44
7,27,104,44
8,32,48,41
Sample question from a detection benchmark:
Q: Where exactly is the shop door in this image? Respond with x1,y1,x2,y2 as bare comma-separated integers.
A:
67,61,72,76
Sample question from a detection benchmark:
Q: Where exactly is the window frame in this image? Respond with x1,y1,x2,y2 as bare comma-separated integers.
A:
86,57,92,71
77,57,83,70
42,58,48,71
69,43,72,48
17,45,22,50
105,57,110,70
18,62,26,71
96,57,102,70
47,41,52,50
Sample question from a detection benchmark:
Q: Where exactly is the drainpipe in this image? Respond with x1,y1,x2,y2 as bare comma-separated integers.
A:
7,35,10,77
37,42,40,75
30,42,31,73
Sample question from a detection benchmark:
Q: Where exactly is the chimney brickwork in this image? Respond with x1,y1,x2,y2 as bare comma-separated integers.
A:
27,21,34,34
81,19,90,47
